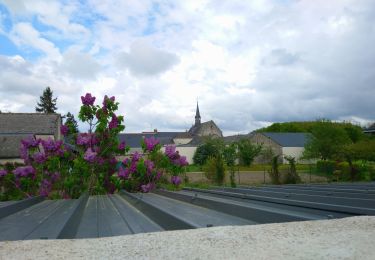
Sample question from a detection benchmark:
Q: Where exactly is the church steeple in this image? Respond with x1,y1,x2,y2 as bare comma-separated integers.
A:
195,101,201,126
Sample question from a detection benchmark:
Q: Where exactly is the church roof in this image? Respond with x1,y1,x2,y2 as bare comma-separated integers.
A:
195,102,201,119
188,120,223,137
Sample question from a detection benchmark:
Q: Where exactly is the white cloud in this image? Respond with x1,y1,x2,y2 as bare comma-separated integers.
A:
0,0,375,135
116,41,180,77
10,22,60,58
60,49,101,79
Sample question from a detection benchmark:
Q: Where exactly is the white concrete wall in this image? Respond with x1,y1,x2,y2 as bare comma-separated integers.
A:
0,158,24,165
282,147,305,163
173,138,193,145
174,146,197,164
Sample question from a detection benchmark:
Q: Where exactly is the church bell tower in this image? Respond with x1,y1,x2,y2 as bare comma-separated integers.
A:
195,102,201,126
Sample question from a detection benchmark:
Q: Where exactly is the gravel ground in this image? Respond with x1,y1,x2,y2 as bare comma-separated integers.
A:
0,216,374,260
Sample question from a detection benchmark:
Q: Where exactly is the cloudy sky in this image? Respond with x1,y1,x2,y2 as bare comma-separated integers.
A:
0,0,374,135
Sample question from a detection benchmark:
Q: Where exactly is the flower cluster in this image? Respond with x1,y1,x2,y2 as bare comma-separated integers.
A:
13,166,36,179
81,93,96,106
171,176,181,186
143,136,159,152
60,124,69,136
0,169,7,178
165,145,188,167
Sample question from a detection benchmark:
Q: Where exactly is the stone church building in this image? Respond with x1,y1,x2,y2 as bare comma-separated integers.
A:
118,103,222,163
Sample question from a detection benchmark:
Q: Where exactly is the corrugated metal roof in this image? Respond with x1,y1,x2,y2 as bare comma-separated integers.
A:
262,132,310,147
0,182,374,241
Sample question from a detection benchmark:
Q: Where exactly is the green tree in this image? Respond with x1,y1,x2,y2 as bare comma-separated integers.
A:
203,155,226,185
64,112,79,134
236,138,262,166
283,156,301,184
193,137,224,165
268,155,281,184
223,143,237,187
303,120,351,160
35,86,58,113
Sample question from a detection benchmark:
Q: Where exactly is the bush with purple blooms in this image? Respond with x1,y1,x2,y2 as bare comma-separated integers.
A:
0,93,188,201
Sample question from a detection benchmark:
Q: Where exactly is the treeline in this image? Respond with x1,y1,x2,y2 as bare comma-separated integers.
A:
257,120,366,143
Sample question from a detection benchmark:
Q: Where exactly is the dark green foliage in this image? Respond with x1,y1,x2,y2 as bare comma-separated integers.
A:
35,86,58,113
237,138,262,166
316,160,336,175
268,155,281,184
303,120,352,160
64,112,79,134
283,156,301,184
223,143,237,187
193,137,224,165
203,156,226,185
258,120,365,139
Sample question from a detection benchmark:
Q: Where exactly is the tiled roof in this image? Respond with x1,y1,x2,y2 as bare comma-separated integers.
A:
0,113,61,135
0,134,31,158
261,132,310,147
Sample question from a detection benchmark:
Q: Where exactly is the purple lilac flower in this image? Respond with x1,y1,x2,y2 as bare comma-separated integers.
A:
50,172,61,182
21,136,40,148
39,179,52,197
144,160,154,175
81,93,96,106
165,145,176,158
19,144,29,163
13,166,36,179
0,169,7,178
118,167,130,179
33,152,47,163
76,133,98,146
176,156,188,167
132,152,141,162
141,183,155,193
144,137,159,152
108,114,119,129
84,148,97,163
171,176,181,186
118,141,126,151
155,171,162,180
60,125,69,136
102,95,115,107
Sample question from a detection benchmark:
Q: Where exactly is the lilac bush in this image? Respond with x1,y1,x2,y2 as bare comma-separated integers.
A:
0,93,188,200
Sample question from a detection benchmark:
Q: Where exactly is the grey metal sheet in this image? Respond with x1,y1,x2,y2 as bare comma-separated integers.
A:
126,192,253,228
109,194,163,234
0,200,64,241
215,187,375,208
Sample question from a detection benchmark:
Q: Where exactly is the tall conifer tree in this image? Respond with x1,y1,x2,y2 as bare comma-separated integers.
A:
35,86,58,113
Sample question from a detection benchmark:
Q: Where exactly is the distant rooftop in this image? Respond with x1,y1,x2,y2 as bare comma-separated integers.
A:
0,113,61,135
262,132,310,147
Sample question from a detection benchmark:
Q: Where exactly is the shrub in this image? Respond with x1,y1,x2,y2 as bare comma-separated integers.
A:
268,155,281,184
283,156,301,184
203,156,226,185
0,93,188,200
316,160,336,176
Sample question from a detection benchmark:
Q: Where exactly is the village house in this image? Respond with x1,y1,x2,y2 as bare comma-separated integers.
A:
0,113,62,164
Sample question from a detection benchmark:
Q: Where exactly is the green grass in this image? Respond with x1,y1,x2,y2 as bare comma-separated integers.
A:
186,164,315,172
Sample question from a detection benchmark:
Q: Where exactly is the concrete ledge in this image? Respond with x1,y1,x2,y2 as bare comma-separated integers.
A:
0,216,374,259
